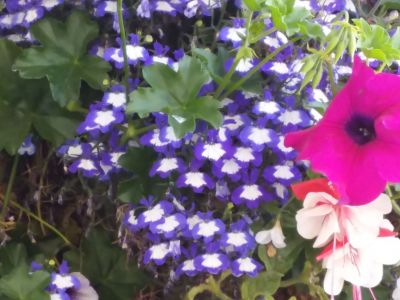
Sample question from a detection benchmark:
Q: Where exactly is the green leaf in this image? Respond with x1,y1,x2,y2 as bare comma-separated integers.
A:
243,0,262,10
192,47,229,84
0,264,50,300
186,96,222,128
127,56,222,137
264,0,319,38
64,229,148,300
0,244,28,276
14,11,111,106
0,104,31,154
353,18,400,65
118,148,168,203
0,39,81,153
257,229,304,274
240,271,282,300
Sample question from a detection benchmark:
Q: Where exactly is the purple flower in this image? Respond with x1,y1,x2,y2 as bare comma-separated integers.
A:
77,104,124,135
263,163,301,185
277,109,312,132
233,146,262,167
231,183,269,209
149,157,185,178
149,213,187,238
239,126,278,152
194,141,231,162
252,100,283,118
68,158,99,177
192,218,225,242
50,262,80,291
102,86,127,108
221,230,255,255
18,134,35,155
143,242,171,265
219,18,246,47
213,158,242,181
177,259,198,277
176,171,214,193
137,200,174,228
231,257,263,277
193,253,230,275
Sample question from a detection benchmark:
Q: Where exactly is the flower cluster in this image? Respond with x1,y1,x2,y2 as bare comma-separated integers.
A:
123,196,264,278
292,178,400,297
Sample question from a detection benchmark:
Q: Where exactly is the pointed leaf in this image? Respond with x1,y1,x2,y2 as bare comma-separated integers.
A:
14,11,111,106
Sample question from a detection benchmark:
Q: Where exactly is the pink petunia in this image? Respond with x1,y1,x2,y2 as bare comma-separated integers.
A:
285,57,400,205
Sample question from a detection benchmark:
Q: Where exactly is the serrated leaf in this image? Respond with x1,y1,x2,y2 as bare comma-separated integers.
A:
353,18,400,64
192,47,229,84
64,229,148,300
0,264,50,300
186,96,222,128
14,11,111,106
0,39,81,153
128,56,221,137
128,88,178,116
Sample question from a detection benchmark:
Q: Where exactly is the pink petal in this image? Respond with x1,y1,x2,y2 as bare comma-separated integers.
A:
375,105,400,144
342,148,386,205
368,140,400,183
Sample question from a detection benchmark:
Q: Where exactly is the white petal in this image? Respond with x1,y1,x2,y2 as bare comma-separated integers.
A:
255,230,272,245
323,268,344,296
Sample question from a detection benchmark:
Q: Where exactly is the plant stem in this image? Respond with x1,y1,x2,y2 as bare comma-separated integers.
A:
215,12,253,97
219,37,300,99
10,200,72,246
386,185,400,216
326,61,337,96
207,276,232,300
279,277,303,288
36,148,55,235
392,198,400,216
1,154,19,221
117,0,130,101
215,59,239,97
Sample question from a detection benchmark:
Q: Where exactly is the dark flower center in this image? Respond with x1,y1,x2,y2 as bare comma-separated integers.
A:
345,114,376,145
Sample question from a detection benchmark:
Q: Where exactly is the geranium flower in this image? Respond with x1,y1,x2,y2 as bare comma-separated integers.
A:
293,178,392,248
285,57,400,205
318,220,400,296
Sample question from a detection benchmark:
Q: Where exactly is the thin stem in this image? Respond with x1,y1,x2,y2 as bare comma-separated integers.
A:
215,59,239,97
368,0,383,17
210,1,227,50
279,277,303,288
215,12,254,97
133,124,157,136
377,63,386,72
1,155,19,221
9,200,73,246
117,0,130,101
392,198,400,216
207,276,232,300
36,148,55,235
326,61,338,96
220,37,300,99
386,185,400,216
